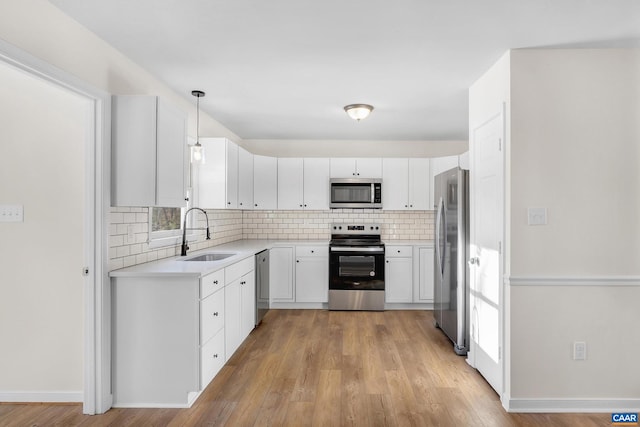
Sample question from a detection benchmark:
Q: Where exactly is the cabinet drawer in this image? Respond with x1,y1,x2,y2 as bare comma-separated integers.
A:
226,256,255,284
201,269,225,299
295,245,328,257
200,329,225,389
386,245,413,257
201,288,225,344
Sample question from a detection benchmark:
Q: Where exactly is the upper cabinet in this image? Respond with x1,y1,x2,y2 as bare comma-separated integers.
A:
277,158,330,210
253,155,278,209
238,147,254,210
198,138,239,209
330,158,382,178
382,158,430,210
112,95,187,207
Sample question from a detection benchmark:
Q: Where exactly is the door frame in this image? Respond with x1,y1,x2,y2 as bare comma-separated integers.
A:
0,40,111,414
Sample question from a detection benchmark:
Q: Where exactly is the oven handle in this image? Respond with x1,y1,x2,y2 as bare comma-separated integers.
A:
330,246,385,253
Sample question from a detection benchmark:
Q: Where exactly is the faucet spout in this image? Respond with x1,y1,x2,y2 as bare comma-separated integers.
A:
181,207,211,256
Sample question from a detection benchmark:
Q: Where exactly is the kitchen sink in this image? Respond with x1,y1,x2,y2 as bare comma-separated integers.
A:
180,253,236,262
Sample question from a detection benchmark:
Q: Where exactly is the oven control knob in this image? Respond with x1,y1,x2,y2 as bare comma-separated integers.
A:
370,226,374,230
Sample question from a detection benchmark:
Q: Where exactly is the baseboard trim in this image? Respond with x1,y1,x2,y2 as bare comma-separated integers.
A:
0,391,83,403
506,398,640,413
507,276,640,287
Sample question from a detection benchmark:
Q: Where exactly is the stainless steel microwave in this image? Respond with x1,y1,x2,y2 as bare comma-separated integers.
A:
330,178,382,209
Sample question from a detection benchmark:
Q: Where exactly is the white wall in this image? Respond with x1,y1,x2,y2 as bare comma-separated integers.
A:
508,49,640,408
0,0,239,143
242,139,468,158
0,61,88,397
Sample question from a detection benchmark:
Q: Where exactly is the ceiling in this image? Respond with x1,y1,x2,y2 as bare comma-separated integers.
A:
50,0,640,141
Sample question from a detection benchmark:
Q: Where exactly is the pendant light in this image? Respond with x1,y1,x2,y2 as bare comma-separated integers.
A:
344,103,374,121
190,90,205,164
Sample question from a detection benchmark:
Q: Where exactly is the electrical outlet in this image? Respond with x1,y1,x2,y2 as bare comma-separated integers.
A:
0,204,24,222
573,341,587,360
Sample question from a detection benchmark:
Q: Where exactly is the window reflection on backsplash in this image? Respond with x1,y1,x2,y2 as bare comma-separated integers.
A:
108,208,434,271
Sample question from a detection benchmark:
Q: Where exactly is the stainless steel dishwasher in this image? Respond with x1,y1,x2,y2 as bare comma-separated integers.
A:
255,250,270,325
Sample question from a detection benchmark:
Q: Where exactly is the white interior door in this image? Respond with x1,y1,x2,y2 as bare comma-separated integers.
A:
469,109,504,395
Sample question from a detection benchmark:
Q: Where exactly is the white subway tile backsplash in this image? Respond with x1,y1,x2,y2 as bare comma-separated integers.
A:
108,206,434,271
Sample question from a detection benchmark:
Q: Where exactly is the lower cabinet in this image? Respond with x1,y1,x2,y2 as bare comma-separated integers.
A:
385,245,414,303
295,246,328,303
269,246,295,302
111,255,255,408
414,245,435,303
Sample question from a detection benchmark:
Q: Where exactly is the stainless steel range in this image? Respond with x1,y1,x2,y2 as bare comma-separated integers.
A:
328,223,385,311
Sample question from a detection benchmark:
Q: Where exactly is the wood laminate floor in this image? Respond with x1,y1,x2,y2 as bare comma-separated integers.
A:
0,310,612,426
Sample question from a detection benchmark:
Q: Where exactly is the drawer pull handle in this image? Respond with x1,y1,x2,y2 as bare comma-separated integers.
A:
213,354,218,358
213,280,218,284
213,312,219,316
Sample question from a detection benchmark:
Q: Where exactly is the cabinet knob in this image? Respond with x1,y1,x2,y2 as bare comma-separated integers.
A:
255,204,258,207
410,204,413,207
405,204,408,208
397,250,401,253
300,204,303,207
213,354,218,358
240,202,243,206
311,250,314,253
296,260,299,263
184,197,189,202
357,173,360,176
304,204,307,207
213,280,218,284
213,312,219,316
227,202,231,205
386,260,389,263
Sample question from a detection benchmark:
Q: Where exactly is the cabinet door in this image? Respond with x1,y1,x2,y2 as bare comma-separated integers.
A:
269,247,295,301
295,257,329,303
199,138,238,209
238,147,254,209
408,158,430,210
303,158,330,210
226,142,239,209
415,246,435,303
224,277,242,359
385,257,413,303
240,272,256,337
253,155,278,209
329,158,357,177
156,98,187,207
277,158,304,210
356,158,383,178
382,158,409,210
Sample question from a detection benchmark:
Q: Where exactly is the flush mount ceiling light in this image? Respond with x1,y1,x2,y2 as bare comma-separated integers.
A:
344,104,374,121
190,90,205,164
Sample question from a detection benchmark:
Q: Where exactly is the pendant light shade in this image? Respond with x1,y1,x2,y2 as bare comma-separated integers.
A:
190,90,205,164
344,104,374,121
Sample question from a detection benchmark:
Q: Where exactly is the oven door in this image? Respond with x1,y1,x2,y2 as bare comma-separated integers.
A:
329,246,385,291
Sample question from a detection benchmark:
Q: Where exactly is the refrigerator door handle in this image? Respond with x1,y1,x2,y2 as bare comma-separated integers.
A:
435,196,446,277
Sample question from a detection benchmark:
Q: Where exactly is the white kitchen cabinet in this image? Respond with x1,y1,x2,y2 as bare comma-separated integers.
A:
198,138,239,209
200,287,225,387
277,158,304,210
414,245,435,303
112,95,187,207
277,158,329,210
385,245,414,303
295,245,328,303
330,158,382,178
238,146,254,210
303,158,330,210
253,155,278,209
224,256,255,359
382,158,430,210
269,246,295,302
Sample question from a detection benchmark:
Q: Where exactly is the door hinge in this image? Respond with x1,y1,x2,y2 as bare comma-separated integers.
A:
82,267,90,276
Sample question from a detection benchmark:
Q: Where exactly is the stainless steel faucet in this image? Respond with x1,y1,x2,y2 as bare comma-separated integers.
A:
181,207,211,256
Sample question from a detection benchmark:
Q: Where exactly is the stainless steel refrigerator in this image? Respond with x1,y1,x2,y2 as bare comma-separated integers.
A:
434,167,469,356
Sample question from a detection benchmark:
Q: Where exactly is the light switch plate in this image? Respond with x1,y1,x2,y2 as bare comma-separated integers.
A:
0,204,24,222
527,207,547,225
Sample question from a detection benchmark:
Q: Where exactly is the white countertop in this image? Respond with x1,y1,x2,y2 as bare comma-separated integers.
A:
109,238,433,278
